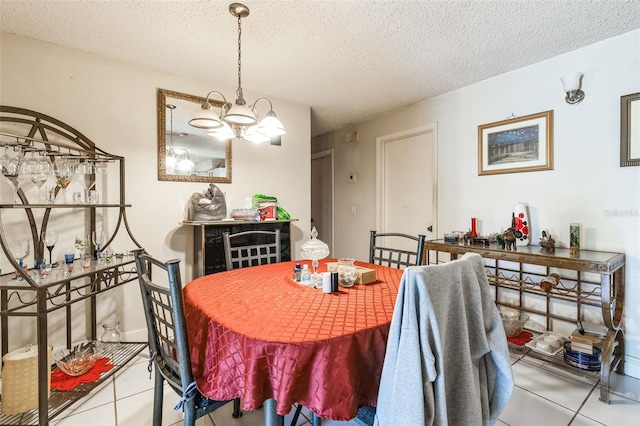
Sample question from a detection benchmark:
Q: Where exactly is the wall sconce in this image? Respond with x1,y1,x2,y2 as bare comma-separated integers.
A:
560,72,585,105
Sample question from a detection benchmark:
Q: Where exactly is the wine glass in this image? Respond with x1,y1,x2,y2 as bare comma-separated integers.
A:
9,239,30,280
54,158,73,204
88,160,107,200
2,149,24,203
28,155,52,203
44,230,59,264
73,161,90,204
91,230,105,260
74,235,88,257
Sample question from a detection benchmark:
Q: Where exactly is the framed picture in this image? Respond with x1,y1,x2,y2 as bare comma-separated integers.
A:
478,110,554,176
620,92,640,167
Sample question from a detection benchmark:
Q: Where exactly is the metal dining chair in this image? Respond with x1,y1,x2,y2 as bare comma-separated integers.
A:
356,253,513,425
369,230,427,268
221,232,319,425
223,229,281,270
133,249,241,426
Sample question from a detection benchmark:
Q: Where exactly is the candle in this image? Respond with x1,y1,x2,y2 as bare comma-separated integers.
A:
1,344,51,414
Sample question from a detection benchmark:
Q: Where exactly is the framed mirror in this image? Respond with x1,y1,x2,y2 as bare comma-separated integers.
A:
157,88,232,182
621,92,640,167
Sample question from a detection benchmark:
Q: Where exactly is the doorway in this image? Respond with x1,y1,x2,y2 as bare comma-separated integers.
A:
311,149,334,253
376,124,437,244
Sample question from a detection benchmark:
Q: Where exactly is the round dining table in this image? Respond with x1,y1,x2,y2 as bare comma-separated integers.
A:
183,258,404,422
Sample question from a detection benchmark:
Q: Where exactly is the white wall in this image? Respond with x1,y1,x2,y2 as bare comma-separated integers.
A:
313,30,640,378
0,33,311,348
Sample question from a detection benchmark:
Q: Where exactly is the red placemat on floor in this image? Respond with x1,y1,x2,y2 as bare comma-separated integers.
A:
51,357,114,391
507,331,533,346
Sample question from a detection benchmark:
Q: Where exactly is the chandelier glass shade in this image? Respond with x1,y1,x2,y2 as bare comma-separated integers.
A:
189,3,286,143
166,104,195,172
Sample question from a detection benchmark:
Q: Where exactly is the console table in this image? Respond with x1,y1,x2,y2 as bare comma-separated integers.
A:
183,219,296,277
423,239,625,403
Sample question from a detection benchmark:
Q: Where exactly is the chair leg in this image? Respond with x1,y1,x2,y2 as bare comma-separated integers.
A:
312,412,322,426
290,404,303,425
183,399,196,426
233,397,242,418
152,369,164,426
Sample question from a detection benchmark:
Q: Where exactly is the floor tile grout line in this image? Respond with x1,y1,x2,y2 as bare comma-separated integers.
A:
567,383,597,425
112,376,119,425
512,383,588,414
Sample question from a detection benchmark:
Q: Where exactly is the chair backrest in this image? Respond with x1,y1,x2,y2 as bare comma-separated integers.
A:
375,253,513,425
369,230,426,269
134,249,192,393
223,229,281,270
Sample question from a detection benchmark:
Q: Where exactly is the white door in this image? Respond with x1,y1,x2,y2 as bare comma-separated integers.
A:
311,150,334,252
376,125,437,246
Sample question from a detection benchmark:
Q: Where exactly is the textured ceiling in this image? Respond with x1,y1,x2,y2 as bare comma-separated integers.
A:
1,0,639,137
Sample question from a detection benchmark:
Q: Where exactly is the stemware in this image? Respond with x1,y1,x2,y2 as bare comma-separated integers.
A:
44,230,59,264
54,158,73,204
2,149,24,204
74,235,89,257
28,155,52,203
91,230,105,260
88,161,107,201
9,239,30,280
73,161,90,204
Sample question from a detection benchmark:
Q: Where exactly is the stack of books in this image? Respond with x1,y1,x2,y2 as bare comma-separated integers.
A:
570,332,602,354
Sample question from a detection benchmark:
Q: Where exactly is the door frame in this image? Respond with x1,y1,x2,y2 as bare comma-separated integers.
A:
376,124,438,237
311,149,335,254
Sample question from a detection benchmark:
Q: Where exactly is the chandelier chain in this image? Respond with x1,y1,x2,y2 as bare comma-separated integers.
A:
237,13,242,98
169,107,173,146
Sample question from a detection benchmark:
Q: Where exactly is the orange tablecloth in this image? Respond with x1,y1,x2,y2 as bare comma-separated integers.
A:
183,259,403,421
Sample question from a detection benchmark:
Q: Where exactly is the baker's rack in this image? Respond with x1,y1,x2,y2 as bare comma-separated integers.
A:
0,106,145,425
423,239,625,403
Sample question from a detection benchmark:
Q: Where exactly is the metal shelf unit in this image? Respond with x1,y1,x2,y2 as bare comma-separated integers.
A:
0,106,145,426
424,239,625,403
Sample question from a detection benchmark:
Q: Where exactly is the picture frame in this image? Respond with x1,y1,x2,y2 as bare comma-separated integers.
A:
478,110,554,176
620,92,640,167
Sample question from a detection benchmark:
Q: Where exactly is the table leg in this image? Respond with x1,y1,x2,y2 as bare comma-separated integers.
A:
264,398,284,426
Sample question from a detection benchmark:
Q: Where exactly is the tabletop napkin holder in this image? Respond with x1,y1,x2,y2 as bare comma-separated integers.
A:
1,344,51,414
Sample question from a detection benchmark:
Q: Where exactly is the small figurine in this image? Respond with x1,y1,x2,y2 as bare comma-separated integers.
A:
495,233,503,248
501,227,517,251
463,230,473,245
539,230,555,254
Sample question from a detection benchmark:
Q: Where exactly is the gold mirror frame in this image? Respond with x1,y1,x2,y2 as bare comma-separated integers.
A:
157,88,232,183
621,92,640,167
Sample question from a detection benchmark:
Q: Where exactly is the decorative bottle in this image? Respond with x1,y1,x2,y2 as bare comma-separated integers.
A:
569,223,580,255
512,203,530,246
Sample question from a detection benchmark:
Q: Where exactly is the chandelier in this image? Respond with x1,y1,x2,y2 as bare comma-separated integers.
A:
166,104,195,172
189,3,286,143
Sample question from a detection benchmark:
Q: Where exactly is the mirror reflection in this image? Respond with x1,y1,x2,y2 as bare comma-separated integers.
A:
157,88,232,183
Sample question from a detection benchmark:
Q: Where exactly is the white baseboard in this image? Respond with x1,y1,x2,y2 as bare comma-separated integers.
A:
622,354,640,379
122,327,149,346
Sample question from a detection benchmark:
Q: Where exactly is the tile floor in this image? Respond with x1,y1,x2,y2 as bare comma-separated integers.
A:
50,350,640,426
